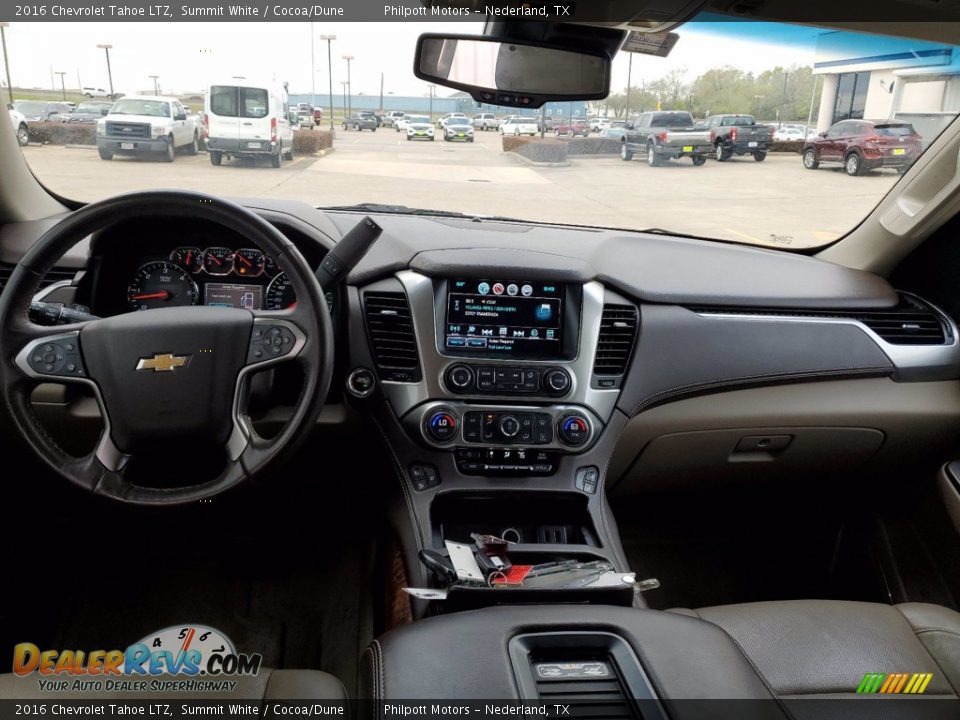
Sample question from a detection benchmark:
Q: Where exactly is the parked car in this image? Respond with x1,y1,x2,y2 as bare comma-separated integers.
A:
96,96,200,162
472,113,499,131
342,114,378,131
802,119,923,176
605,120,629,141
13,100,74,122
621,110,712,166
499,116,538,136
82,87,112,98
295,110,315,130
438,112,468,129
591,117,611,133
383,111,405,128
443,116,474,142
7,103,28,146
404,115,434,141
204,78,294,167
706,114,774,161
64,101,113,123
774,124,808,142
554,118,591,137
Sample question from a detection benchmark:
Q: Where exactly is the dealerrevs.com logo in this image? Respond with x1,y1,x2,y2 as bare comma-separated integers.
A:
13,624,263,693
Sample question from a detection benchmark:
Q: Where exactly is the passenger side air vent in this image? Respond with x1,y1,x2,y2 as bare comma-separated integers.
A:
0,263,77,294
593,304,639,377
691,292,948,347
533,659,636,720
859,294,946,345
363,291,422,382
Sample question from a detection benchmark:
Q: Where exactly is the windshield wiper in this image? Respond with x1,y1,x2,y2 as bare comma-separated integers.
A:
322,202,522,223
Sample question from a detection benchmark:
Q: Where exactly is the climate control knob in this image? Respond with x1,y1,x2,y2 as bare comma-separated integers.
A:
498,415,521,438
425,409,459,443
446,364,474,391
557,413,590,447
544,369,571,395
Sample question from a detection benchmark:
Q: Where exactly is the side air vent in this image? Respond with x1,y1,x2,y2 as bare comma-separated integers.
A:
0,263,78,294
593,304,639,376
692,292,949,346
363,291,422,382
534,659,636,720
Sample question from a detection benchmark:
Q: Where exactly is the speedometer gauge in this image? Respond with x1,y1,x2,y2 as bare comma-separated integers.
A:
127,261,199,311
265,272,295,310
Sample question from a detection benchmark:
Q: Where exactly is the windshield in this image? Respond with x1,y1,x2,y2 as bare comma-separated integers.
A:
9,19,960,250
74,103,107,114
109,99,170,117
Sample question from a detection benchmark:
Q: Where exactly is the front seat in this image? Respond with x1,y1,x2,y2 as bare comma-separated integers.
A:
0,668,347,701
671,600,960,699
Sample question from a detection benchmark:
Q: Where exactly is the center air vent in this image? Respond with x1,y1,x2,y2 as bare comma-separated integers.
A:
593,304,639,376
363,291,422,382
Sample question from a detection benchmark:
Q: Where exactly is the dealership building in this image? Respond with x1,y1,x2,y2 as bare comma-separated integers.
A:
814,31,960,143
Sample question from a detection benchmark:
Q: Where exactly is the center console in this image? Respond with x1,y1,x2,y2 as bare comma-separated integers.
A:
345,265,640,606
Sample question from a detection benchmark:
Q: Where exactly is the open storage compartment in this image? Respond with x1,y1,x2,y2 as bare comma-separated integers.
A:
430,491,601,548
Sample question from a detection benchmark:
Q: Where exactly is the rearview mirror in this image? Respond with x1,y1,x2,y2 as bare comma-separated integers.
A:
414,34,610,108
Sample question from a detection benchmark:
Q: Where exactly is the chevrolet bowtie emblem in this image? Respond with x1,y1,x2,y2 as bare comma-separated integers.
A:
136,353,189,372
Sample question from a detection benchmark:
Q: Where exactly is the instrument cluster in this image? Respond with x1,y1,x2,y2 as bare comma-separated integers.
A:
126,246,295,312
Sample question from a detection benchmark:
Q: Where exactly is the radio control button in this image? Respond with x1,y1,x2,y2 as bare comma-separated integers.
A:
447,364,474,391
545,369,571,394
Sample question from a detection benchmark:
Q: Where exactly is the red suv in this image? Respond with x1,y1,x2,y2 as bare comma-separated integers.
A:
553,118,591,137
802,119,922,176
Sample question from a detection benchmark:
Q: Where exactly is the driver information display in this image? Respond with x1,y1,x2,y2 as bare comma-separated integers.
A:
445,279,562,357
205,283,262,310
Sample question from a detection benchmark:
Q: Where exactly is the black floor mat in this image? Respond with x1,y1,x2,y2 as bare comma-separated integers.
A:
2,456,384,695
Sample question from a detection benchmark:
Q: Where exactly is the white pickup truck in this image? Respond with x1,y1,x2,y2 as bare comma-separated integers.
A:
96,95,200,162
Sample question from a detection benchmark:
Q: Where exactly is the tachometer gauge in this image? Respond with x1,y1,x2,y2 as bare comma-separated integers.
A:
265,272,295,310
169,246,202,273
233,248,265,277
202,246,234,275
127,261,199,311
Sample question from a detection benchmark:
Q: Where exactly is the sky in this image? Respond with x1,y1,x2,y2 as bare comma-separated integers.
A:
0,21,828,99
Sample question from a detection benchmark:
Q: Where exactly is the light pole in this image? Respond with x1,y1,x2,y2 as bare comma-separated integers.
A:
149,75,159,95
624,52,633,121
342,54,353,120
96,43,114,97
55,71,66,100
427,83,435,121
340,81,348,122
319,34,335,130
310,23,315,109
0,23,12,104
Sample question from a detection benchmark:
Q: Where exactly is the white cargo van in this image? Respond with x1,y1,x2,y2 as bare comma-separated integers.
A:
204,78,294,167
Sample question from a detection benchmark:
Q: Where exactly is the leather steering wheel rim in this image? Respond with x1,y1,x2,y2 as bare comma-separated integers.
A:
0,190,334,505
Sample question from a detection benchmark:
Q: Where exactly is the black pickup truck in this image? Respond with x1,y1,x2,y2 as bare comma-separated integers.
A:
706,114,774,161
620,110,713,167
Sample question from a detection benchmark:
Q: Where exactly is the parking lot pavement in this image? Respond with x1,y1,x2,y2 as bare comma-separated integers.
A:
21,129,898,249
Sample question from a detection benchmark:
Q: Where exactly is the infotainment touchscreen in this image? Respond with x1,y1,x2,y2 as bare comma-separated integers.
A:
445,279,562,358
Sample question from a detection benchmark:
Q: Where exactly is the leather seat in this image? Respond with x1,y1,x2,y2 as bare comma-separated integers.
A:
671,600,960,699
0,668,347,701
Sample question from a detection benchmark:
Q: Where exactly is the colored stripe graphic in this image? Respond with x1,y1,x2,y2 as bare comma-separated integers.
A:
857,673,933,694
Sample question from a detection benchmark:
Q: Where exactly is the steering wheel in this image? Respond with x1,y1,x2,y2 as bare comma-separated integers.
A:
0,191,334,505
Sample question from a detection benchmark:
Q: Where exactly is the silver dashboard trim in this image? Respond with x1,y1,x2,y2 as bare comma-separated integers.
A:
694,294,960,382
384,270,621,420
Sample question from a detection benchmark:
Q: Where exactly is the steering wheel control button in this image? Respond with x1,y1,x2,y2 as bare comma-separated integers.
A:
575,466,600,494
248,324,297,363
409,463,441,491
545,368,572,395
558,413,590,446
28,339,86,378
346,368,376,398
425,409,459,443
